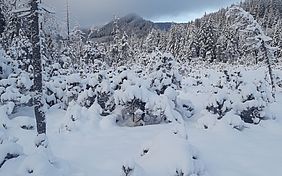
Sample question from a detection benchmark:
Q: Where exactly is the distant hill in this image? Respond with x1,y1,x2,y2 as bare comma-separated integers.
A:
87,13,173,43
154,22,173,31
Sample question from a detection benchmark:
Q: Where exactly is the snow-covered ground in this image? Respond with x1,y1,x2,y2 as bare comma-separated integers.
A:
1,103,282,176
1,65,282,176
49,99,282,176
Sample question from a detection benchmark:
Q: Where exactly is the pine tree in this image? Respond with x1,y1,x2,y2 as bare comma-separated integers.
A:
109,16,121,67
222,29,241,63
227,6,276,97
145,28,161,53
189,27,201,58
69,26,85,67
272,19,282,58
119,31,132,65
9,29,32,72
0,1,21,50
199,19,217,62
82,41,95,65
167,24,187,60
0,7,5,36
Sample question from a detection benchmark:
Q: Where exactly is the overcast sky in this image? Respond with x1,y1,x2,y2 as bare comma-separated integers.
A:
46,0,241,28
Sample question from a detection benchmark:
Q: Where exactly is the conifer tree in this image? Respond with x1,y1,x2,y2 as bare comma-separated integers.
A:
199,19,217,62
0,7,5,36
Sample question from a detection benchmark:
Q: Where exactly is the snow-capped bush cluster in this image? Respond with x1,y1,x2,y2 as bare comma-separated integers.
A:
54,53,194,128
188,67,278,130
121,131,208,176
2,44,281,131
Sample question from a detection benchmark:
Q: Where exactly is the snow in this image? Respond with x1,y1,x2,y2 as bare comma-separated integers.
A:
2,1,282,175
1,51,282,176
1,100,279,176
1,69,282,176
134,131,207,176
188,120,282,176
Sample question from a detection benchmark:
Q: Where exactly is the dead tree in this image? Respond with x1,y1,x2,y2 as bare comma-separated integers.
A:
14,0,54,137
30,0,46,135
261,40,276,99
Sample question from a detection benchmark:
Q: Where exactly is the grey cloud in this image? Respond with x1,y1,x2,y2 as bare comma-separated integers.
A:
46,0,240,27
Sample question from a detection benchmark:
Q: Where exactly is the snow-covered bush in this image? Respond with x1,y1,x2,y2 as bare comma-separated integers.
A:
176,96,194,119
206,91,232,120
113,68,186,127
232,79,273,124
148,53,182,95
0,48,14,79
126,131,207,176
96,77,115,116
0,114,23,169
0,141,23,168
0,48,33,108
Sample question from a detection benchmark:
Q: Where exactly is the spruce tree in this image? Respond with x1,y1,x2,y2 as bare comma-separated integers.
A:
0,7,5,36
199,19,217,62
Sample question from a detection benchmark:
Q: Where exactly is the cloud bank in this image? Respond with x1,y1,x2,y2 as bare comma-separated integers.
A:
46,0,240,27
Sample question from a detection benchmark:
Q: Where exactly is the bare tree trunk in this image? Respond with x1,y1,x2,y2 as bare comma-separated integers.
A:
31,0,46,135
66,0,70,41
261,40,276,99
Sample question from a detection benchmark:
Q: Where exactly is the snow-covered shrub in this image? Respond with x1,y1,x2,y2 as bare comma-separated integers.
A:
233,80,272,124
0,48,33,109
148,53,182,95
206,91,232,120
223,111,245,130
8,29,32,72
12,116,35,130
65,74,82,104
45,75,66,108
0,72,32,107
114,79,155,126
176,98,194,119
0,142,23,168
121,164,134,176
18,147,70,176
76,74,100,108
132,132,207,176
276,76,282,88
239,106,265,124
0,119,23,169
0,48,14,79
96,77,115,116
113,71,185,127
227,71,243,90
0,102,15,128
197,112,218,129
118,98,146,126
60,101,86,132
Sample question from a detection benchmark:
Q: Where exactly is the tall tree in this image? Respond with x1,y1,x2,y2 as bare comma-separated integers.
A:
227,6,276,97
109,16,122,67
199,19,217,62
0,7,5,36
30,0,46,136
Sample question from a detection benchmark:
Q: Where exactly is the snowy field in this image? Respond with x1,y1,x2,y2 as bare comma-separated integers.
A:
1,101,282,176
1,64,282,176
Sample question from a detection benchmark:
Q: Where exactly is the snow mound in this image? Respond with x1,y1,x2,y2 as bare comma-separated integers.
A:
12,116,35,130
18,148,71,176
130,132,207,176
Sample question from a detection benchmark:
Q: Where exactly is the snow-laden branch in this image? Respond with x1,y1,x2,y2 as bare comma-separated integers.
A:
39,4,55,14
12,7,31,14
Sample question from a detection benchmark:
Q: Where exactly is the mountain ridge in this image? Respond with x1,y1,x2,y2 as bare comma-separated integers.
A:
87,13,173,42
